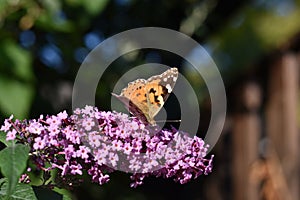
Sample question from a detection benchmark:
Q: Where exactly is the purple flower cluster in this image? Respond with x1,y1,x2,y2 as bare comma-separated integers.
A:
0,106,213,188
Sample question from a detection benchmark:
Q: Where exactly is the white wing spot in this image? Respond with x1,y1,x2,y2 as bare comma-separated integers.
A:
173,77,177,82
166,84,172,93
163,77,167,82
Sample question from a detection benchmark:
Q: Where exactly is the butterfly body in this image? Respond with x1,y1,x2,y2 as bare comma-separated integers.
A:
112,68,178,125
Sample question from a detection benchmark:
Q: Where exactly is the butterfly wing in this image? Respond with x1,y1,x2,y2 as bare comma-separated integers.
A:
112,93,149,124
112,68,178,125
112,79,151,124
145,68,178,119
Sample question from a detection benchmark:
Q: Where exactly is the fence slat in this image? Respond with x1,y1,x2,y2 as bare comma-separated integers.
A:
232,82,261,200
266,53,299,200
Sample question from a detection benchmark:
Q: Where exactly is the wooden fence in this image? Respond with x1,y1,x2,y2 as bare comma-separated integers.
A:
231,52,300,200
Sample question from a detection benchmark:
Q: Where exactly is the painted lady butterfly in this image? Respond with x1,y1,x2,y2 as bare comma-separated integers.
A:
112,68,178,125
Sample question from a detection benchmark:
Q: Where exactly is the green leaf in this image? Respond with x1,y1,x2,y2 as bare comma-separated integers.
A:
53,188,73,200
0,144,30,197
65,0,109,15
40,0,62,14
35,13,75,33
0,180,37,200
0,1,10,21
0,178,5,182
0,77,34,119
0,132,15,147
32,187,63,200
81,0,109,15
63,194,72,200
12,183,37,200
0,39,33,82
0,39,35,119
0,133,8,147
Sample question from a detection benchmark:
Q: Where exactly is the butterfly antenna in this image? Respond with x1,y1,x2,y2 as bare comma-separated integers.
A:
155,119,181,123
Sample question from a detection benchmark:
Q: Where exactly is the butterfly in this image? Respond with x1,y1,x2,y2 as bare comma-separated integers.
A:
112,68,178,125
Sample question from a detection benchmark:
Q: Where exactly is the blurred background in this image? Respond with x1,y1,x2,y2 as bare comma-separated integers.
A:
1,0,300,199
